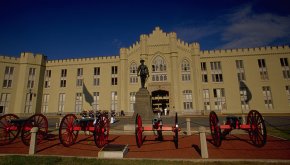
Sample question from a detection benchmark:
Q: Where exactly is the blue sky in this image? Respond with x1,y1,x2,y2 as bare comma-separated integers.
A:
0,0,290,60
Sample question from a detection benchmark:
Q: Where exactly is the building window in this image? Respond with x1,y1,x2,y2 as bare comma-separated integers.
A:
75,92,83,113
201,62,208,83
258,59,268,80
129,92,136,112
152,56,167,82
240,89,250,111
94,67,100,76
181,60,191,81
27,68,36,89
61,69,67,77
58,93,65,113
76,79,83,87
262,86,273,109
286,86,290,106
202,89,210,111
111,66,118,85
111,77,118,85
42,94,49,114
0,93,10,114
60,69,67,88
77,68,83,76
280,58,290,79
44,70,51,88
236,60,246,81
93,67,100,86
93,77,100,86
60,80,66,88
24,92,33,113
76,68,83,87
2,66,14,88
92,92,99,111
183,90,193,110
111,91,118,111
210,62,223,82
112,66,118,74
130,63,138,84
213,88,226,110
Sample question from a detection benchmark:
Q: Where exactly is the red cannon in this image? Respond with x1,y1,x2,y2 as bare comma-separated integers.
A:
135,112,180,148
58,110,109,148
209,110,267,147
0,113,48,146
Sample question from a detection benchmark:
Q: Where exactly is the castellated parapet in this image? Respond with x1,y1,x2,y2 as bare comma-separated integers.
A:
191,42,200,55
19,52,47,65
127,41,140,55
46,55,120,66
201,45,290,57
0,55,19,63
140,34,148,41
120,48,128,60
169,32,177,39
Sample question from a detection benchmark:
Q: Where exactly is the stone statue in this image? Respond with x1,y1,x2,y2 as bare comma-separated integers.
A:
137,59,149,88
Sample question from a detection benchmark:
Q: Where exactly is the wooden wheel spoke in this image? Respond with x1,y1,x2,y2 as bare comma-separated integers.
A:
0,120,7,127
9,130,17,138
247,110,267,147
59,114,78,147
37,117,44,125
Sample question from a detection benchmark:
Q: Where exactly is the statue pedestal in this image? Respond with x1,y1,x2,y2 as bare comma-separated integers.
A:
133,88,154,121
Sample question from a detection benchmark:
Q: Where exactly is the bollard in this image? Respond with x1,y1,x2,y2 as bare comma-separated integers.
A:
242,114,246,124
199,126,208,158
186,118,191,135
29,127,39,155
59,116,62,126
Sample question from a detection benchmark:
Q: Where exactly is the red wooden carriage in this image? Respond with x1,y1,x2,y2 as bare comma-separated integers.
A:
0,113,48,146
135,112,180,148
58,110,110,148
209,110,267,147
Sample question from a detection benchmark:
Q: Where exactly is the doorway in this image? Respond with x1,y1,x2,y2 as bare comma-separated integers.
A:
151,90,169,115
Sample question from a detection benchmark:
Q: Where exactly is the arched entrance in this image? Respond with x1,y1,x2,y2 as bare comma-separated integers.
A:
151,90,169,114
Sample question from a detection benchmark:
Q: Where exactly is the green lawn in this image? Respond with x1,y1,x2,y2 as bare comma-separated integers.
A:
267,125,290,140
0,155,289,165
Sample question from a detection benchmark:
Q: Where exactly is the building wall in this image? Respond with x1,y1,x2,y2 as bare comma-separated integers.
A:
200,46,290,114
0,27,289,116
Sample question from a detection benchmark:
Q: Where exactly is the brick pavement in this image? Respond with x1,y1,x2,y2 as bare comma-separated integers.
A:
0,133,289,160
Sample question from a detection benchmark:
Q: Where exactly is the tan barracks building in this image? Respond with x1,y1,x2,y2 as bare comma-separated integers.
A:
0,27,290,116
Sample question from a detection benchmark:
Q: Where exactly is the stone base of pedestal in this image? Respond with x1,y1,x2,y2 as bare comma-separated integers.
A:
133,88,154,121
98,144,129,158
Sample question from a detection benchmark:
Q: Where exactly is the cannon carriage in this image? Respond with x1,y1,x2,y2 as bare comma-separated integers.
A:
58,110,110,148
209,110,267,147
0,113,48,146
135,112,180,149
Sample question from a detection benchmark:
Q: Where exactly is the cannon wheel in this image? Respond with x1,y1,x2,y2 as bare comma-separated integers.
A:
21,114,48,146
173,112,179,149
59,114,79,147
135,114,143,148
209,111,222,147
94,114,110,148
247,110,267,147
0,114,21,145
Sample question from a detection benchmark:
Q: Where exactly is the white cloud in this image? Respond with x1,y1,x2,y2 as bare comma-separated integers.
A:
173,19,224,43
220,4,290,49
173,3,290,50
